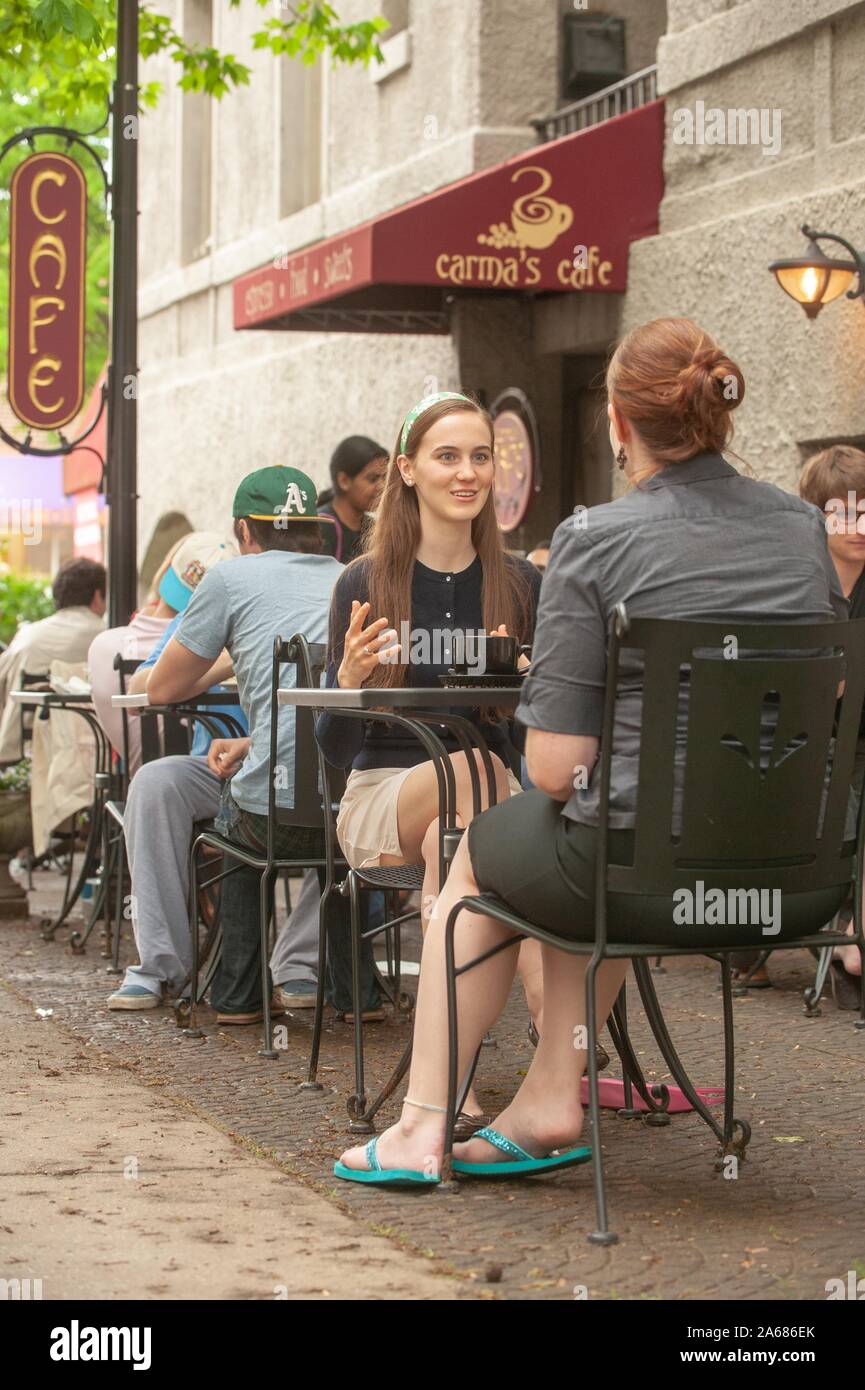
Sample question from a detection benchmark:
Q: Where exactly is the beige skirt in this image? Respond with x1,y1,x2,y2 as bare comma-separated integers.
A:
337,764,524,871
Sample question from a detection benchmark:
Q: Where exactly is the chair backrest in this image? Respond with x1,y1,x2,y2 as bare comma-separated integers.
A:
264,634,332,858
19,668,50,754
597,609,865,902
113,651,191,768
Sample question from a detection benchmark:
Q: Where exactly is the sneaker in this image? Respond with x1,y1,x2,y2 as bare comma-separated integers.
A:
274,980,318,1009
107,984,161,1011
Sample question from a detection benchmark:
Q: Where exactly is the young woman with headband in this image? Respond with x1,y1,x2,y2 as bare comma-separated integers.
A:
316,391,542,1134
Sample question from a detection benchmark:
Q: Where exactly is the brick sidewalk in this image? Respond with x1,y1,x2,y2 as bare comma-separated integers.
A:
2,874,864,1301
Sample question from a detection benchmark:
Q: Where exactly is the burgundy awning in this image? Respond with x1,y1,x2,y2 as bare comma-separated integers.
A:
233,100,664,335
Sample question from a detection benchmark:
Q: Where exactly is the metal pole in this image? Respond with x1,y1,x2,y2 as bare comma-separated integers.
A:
106,0,139,626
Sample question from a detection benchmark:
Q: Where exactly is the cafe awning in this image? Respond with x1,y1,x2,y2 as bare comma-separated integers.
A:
232,100,664,336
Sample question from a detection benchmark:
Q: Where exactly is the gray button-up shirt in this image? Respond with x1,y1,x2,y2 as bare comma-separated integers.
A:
516,452,847,828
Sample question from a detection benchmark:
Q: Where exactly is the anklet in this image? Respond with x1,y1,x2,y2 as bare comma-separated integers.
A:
403,1097,447,1114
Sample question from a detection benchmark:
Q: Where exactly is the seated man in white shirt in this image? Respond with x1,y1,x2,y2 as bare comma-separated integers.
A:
0,557,106,765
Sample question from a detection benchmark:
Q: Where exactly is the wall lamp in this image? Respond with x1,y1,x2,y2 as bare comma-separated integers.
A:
769,224,865,319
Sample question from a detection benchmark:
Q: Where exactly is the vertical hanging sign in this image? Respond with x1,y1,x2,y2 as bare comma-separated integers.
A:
7,150,87,431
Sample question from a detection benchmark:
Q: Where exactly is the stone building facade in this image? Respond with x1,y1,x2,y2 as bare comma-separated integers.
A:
136,0,865,568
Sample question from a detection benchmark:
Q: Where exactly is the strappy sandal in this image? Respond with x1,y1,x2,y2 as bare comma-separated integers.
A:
333,1135,440,1188
452,1126,592,1179
453,1111,489,1142
528,1020,610,1071
830,959,862,1011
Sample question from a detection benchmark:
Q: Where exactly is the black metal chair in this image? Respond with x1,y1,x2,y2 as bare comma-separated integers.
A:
183,635,345,1059
100,653,245,976
440,608,865,1244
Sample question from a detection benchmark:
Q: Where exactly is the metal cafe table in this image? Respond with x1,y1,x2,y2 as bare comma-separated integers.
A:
9,688,114,945
277,682,523,886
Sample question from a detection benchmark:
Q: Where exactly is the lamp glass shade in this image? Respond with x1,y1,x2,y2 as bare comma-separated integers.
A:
772,262,854,307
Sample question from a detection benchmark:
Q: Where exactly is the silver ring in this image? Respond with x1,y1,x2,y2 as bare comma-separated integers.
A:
362,645,370,655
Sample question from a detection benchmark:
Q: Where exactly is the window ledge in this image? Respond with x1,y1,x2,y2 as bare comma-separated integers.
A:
372,29,412,84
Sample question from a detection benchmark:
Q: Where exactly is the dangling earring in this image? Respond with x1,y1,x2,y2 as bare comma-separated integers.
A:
616,446,627,473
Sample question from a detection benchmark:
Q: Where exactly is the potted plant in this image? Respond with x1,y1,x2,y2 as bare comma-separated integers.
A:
0,758,32,919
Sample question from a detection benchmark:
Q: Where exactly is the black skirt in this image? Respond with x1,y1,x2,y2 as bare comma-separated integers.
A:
467,791,847,949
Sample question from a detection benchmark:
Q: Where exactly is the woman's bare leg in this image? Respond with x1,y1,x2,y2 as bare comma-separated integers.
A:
517,940,544,1033
378,750,512,1116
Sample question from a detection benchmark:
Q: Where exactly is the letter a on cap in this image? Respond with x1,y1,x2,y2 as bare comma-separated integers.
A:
280,481,306,516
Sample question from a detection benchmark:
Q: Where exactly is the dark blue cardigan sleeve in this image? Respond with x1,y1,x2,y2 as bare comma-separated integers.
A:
314,562,367,769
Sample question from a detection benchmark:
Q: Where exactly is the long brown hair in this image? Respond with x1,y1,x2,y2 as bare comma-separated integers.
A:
607,317,746,484
346,395,532,690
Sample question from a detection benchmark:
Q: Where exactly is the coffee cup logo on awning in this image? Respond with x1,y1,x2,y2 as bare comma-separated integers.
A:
434,164,613,291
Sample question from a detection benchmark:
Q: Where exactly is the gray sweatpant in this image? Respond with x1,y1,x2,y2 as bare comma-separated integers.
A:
122,755,319,996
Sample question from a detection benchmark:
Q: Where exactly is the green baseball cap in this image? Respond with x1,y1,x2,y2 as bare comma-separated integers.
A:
232,465,332,523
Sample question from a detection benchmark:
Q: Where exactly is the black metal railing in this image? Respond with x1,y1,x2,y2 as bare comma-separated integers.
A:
531,64,658,144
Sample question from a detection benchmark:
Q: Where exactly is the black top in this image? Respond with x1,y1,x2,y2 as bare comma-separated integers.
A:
318,503,366,564
315,552,541,771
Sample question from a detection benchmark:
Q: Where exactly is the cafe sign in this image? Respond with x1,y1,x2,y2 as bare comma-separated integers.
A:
8,151,87,431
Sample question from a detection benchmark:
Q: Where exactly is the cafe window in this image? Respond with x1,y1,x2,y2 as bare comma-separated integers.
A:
561,14,626,104
180,0,213,263
279,57,323,218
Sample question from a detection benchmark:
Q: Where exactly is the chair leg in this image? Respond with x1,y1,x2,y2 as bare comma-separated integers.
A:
804,943,833,1018
442,904,460,1185
346,870,372,1132
99,812,113,963
632,959,722,1141
259,868,278,1059
586,955,618,1246
183,839,204,1037
110,830,126,974
717,956,751,1168
301,876,330,1091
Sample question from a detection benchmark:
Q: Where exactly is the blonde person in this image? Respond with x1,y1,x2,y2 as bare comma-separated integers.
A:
315,391,541,1137
333,318,847,1187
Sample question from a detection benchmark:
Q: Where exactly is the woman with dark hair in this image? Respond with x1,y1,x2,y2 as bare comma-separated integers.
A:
333,319,848,1186
317,436,389,563
316,391,542,1131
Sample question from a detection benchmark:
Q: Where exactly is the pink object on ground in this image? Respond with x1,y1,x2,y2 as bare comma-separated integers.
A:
580,1077,725,1112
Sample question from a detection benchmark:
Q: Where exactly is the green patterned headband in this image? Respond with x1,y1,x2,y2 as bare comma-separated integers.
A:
399,391,474,455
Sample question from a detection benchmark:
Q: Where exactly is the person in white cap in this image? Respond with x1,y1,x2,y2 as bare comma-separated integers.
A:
88,531,235,778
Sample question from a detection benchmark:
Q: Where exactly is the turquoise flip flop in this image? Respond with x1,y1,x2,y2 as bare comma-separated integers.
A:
333,1136,441,1188
451,1126,592,1179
